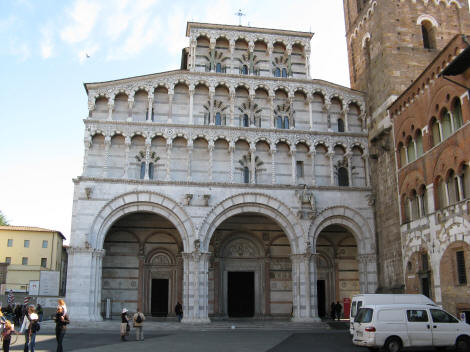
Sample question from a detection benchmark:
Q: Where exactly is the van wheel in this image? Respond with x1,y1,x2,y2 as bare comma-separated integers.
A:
456,336,470,352
384,337,402,352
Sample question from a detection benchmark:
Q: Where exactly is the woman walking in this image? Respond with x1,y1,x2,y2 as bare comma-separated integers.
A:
54,306,69,352
20,306,39,352
120,308,129,341
2,320,16,352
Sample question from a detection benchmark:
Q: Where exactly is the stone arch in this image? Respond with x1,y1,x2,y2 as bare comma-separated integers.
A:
90,191,193,251
218,232,265,258
199,193,302,253
309,206,374,255
145,247,176,265
416,14,439,28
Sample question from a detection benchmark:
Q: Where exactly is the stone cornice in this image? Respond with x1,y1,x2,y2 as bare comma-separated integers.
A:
73,176,373,192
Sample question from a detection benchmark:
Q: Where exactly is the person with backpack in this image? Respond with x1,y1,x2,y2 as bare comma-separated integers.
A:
132,308,145,341
20,305,39,352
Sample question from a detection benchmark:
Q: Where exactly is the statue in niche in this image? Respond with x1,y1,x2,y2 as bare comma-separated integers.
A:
296,185,317,219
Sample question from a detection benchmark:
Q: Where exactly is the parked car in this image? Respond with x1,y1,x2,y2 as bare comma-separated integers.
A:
349,294,436,334
352,304,470,352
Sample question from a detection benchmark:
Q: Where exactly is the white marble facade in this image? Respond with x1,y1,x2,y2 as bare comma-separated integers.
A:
66,22,377,322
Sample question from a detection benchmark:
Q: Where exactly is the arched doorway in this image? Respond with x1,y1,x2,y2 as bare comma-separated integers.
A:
405,249,433,299
102,212,183,317
315,225,360,319
208,213,293,318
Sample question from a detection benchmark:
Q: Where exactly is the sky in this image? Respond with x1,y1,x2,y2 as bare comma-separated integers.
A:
0,0,351,243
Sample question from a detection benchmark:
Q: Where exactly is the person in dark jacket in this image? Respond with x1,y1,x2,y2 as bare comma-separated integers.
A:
120,308,129,341
54,306,69,352
335,301,342,321
330,302,336,320
174,302,183,322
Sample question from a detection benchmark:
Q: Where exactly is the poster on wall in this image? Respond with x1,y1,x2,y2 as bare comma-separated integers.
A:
39,271,60,296
29,280,39,296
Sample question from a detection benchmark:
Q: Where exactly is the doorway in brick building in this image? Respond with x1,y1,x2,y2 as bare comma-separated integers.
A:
151,279,169,316
228,271,254,317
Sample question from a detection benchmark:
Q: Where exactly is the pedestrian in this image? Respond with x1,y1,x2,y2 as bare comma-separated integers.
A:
132,307,145,341
14,305,22,326
335,301,342,321
36,305,43,322
54,306,69,352
57,300,67,316
2,320,16,352
330,302,336,320
120,308,130,341
20,305,39,352
174,302,183,322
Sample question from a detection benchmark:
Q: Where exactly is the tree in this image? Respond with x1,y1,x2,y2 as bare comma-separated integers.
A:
0,211,9,226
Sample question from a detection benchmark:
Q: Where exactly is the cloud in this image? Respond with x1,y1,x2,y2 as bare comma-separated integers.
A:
40,26,54,59
60,0,100,44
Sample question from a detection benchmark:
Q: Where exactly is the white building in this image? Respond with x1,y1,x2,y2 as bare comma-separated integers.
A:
66,22,377,322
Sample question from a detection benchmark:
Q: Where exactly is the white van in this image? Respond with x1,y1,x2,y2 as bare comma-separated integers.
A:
353,304,470,352
350,294,436,334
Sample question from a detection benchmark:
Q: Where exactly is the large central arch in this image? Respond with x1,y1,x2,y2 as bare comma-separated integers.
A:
90,191,194,251
199,193,303,253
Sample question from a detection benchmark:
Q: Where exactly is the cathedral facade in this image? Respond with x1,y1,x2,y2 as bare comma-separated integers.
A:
66,22,377,322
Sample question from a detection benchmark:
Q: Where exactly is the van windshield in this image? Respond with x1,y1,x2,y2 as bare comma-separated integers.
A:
355,308,373,323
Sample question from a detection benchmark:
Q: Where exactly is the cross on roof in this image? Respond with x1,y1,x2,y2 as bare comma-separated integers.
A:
234,9,245,26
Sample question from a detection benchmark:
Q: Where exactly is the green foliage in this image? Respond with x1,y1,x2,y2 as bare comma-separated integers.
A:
0,211,9,226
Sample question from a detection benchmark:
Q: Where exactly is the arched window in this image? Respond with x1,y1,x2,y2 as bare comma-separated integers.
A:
399,143,407,167
338,167,349,186
140,162,146,179
216,63,222,73
283,116,289,129
461,165,470,199
242,114,249,127
241,65,248,75
274,67,281,77
431,118,441,146
452,99,463,130
406,139,416,163
415,131,423,157
410,190,419,220
419,185,428,217
281,68,287,78
437,177,447,209
338,118,345,132
404,196,411,223
276,116,283,128
243,166,250,183
421,21,436,49
148,163,154,180
215,112,222,126
447,170,459,204
441,109,452,139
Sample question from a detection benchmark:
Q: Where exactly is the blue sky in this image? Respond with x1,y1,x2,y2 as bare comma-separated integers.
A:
0,0,351,242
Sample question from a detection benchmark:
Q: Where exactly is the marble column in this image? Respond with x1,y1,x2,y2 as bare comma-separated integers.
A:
310,150,316,186
269,94,275,128
328,151,335,185
346,152,352,186
229,89,235,127
127,97,134,121
168,90,174,123
307,93,313,130
290,146,297,185
267,43,273,76
124,136,131,179
144,137,151,180
82,137,91,175
229,40,235,74
187,142,193,182
229,142,235,183
270,145,276,184
102,136,111,178
147,94,154,122
209,88,215,125
208,141,214,182
344,109,349,132
166,141,172,181
189,85,195,124
362,153,370,187
107,100,114,121
250,144,256,184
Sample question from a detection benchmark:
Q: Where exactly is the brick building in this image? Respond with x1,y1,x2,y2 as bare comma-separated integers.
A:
343,0,470,293
390,34,470,317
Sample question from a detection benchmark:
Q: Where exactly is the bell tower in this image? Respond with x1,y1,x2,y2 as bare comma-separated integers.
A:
344,0,470,133
343,0,470,293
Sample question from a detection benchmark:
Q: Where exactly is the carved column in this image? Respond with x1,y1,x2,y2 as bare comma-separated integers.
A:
190,39,197,69
323,102,331,131
124,136,131,178
229,142,235,183
269,93,275,128
290,146,297,185
209,39,216,72
229,40,235,74
138,252,145,310
82,137,91,175
346,152,352,186
187,141,193,182
107,100,114,121
127,97,134,121
307,93,313,130
209,87,215,125
310,149,316,186
286,44,292,77
250,144,256,184
249,91,255,127
264,256,271,316
102,135,111,178
147,93,154,122
166,141,172,181
248,41,255,75
267,42,273,76
208,141,214,182
305,44,311,77
328,151,335,185
362,153,370,187
270,145,276,185
144,137,151,180
168,90,174,123
290,254,302,321
229,89,235,126
189,84,195,124
87,99,95,118
288,94,295,129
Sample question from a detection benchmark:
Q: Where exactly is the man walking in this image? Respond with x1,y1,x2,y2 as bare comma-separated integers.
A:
335,301,342,321
133,308,145,341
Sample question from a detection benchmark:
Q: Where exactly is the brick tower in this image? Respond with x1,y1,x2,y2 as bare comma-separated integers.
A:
343,0,470,292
